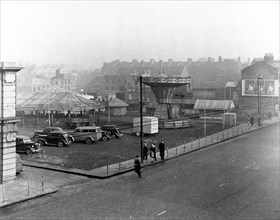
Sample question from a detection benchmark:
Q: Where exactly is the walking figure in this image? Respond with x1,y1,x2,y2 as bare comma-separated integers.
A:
149,144,157,162
158,140,165,160
134,156,142,178
143,143,148,161
268,112,272,120
250,116,255,127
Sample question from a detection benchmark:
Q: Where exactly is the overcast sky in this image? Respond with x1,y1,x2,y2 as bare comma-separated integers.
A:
0,1,279,69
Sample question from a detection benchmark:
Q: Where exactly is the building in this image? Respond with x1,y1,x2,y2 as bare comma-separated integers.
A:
50,69,77,91
238,53,279,116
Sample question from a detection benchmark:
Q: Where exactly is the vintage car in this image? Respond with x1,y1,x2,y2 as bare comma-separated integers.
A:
16,135,42,155
101,125,123,139
36,131,74,147
71,126,102,144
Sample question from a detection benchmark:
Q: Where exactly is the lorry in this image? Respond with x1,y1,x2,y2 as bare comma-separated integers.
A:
133,117,158,136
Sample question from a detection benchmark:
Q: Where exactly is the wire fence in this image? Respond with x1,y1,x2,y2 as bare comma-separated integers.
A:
102,117,279,176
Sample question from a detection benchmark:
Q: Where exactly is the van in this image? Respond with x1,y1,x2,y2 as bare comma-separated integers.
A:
72,126,103,144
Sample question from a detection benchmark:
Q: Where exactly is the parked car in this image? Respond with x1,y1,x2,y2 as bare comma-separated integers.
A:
37,131,74,147
71,126,103,144
101,130,111,141
16,135,42,155
101,125,123,139
33,127,64,139
16,153,23,175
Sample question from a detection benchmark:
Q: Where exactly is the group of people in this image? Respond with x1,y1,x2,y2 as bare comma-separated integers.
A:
134,140,166,178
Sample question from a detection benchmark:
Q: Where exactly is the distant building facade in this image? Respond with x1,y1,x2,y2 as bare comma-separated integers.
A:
238,53,279,116
50,69,77,91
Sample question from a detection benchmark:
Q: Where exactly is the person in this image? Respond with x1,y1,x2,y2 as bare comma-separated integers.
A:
250,116,255,127
134,155,142,178
143,143,148,161
149,144,157,162
158,140,165,160
268,112,272,120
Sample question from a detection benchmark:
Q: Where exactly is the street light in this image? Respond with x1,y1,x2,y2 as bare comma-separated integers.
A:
257,75,263,126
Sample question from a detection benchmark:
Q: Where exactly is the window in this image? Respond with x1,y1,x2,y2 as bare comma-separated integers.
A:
65,79,67,84
111,86,114,90
68,79,70,84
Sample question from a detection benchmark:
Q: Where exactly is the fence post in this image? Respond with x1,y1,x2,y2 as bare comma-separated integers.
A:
41,176,44,192
199,138,200,148
119,157,121,171
106,162,109,175
191,140,193,150
176,146,178,155
167,147,169,158
183,143,186,152
27,178,30,196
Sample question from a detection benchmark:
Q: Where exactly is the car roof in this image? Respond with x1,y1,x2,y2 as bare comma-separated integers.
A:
102,125,117,127
76,126,101,129
16,135,31,139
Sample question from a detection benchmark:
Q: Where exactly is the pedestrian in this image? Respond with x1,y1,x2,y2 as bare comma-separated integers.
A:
268,112,272,120
250,116,255,127
134,155,142,178
149,144,157,162
143,142,148,161
158,140,165,160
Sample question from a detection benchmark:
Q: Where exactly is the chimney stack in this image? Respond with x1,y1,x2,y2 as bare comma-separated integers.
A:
264,53,274,64
218,56,223,62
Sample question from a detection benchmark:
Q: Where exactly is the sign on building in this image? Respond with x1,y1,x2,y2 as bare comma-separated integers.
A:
242,79,279,97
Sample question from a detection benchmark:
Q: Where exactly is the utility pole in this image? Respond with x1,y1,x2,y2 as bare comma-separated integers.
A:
140,76,143,163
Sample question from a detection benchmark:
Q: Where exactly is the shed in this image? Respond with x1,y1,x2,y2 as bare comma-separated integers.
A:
193,99,235,110
108,98,129,116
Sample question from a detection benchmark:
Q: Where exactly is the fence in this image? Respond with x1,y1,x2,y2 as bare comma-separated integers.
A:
101,122,259,176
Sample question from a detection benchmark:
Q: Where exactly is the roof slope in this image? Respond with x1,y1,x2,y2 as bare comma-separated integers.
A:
194,99,235,110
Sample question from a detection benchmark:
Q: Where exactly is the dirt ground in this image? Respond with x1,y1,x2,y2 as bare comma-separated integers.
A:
18,120,226,170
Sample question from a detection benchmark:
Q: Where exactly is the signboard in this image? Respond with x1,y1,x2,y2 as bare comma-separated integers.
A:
242,79,279,97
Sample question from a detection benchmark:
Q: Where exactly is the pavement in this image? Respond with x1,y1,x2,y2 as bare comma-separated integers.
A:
0,116,279,208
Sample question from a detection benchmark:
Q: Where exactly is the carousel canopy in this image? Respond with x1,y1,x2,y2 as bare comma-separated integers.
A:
16,91,105,113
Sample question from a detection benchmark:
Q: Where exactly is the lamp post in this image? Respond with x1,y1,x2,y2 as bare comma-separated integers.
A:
257,75,263,126
139,76,143,163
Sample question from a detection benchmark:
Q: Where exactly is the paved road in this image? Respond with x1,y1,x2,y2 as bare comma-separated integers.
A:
1,123,279,220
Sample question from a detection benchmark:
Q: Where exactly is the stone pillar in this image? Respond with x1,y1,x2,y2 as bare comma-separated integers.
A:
0,62,23,184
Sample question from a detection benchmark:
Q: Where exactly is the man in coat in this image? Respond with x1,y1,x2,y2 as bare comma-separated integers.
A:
149,144,157,162
158,140,165,160
134,155,142,178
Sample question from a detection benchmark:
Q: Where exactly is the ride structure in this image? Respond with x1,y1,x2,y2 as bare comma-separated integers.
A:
142,76,192,120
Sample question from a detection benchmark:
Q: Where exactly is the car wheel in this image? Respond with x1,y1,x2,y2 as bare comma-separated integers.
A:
37,140,45,146
85,137,93,144
26,148,32,155
57,141,64,147
112,134,118,139
102,136,108,141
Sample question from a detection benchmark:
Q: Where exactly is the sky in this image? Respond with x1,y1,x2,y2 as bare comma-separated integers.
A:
0,1,279,69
